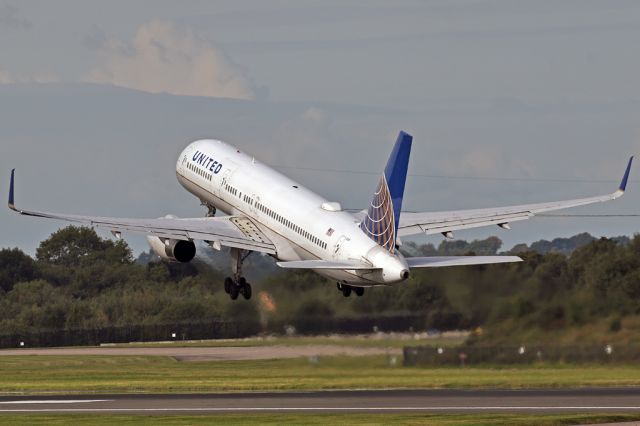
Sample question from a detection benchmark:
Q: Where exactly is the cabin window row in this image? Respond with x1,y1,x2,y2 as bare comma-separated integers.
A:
243,194,255,205
254,202,327,250
221,181,327,250
224,183,238,196
187,163,212,181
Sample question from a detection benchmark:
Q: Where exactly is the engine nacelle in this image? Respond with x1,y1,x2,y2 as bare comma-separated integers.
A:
146,236,196,263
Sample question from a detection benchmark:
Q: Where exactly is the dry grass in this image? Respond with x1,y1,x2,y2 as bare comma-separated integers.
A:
1,355,640,394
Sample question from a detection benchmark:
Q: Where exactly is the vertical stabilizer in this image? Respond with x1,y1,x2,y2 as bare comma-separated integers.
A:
360,131,412,252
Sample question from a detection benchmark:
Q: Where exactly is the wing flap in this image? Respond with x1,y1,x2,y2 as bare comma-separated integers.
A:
413,213,533,236
406,256,522,268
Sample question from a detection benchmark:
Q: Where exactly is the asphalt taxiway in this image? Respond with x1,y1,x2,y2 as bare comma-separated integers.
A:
0,345,400,361
1,388,640,414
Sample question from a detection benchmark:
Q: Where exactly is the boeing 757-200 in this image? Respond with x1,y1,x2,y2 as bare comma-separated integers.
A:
8,132,633,300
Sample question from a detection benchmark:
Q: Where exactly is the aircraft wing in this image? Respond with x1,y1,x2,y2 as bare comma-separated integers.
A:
7,170,276,254
396,157,633,238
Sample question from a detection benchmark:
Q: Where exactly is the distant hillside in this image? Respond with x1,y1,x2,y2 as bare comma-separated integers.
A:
401,236,503,257
509,232,630,256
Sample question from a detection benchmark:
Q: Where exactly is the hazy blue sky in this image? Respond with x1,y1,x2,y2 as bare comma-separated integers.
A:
2,0,640,255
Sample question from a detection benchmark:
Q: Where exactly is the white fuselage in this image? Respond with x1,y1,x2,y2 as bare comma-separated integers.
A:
175,139,409,286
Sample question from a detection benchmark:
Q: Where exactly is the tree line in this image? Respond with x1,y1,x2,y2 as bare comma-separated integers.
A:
0,226,638,344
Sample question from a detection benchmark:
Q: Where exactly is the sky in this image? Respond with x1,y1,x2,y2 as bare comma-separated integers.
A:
1,0,640,255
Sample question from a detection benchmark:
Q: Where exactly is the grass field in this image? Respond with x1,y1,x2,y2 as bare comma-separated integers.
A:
1,414,640,425
2,354,640,394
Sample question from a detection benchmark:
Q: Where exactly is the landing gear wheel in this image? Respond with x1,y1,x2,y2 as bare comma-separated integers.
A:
242,282,252,300
229,283,239,300
354,287,365,297
224,277,233,294
342,285,352,297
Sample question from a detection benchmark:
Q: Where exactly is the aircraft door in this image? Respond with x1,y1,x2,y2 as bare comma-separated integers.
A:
332,235,347,260
216,160,237,197
177,152,188,175
250,194,258,214
218,169,231,197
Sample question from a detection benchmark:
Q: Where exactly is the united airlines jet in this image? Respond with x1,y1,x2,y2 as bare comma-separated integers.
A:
8,132,633,300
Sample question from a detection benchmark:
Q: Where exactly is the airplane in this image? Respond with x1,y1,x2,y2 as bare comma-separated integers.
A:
8,131,633,301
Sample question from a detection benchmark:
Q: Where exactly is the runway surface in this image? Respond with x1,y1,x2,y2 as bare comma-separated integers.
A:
0,345,400,361
1,388,640,414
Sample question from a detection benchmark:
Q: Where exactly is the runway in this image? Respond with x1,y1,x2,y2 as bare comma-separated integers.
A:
0,345,400,361
1,388,640,414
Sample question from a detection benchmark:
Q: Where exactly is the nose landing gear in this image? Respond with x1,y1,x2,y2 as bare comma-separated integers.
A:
201,201,216,217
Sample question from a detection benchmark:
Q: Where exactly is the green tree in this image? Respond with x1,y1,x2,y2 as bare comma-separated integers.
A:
36,226,132,267
0,248,37,292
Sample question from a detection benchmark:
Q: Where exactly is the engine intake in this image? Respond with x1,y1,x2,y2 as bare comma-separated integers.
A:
147,236,196,263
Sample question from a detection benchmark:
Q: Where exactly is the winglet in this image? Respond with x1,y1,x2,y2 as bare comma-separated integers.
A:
8,169,16,211
619,156,633,192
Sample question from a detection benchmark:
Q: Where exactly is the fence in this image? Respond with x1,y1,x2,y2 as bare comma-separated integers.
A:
289,313,426,335
403,344,639,366
0,313,426,348
0,320,261,348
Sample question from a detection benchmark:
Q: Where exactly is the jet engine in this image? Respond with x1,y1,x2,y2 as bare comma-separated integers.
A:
146,236,196,263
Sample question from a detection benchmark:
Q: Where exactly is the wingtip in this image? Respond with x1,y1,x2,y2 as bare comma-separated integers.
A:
398,130,413,141
8,169,16,211
619,156,633,192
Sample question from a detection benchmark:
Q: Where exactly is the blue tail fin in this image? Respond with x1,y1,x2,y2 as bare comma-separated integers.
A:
360,131,412,252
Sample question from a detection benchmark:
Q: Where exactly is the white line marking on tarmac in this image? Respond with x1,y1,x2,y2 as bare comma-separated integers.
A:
0,400,110,404
0,406,640,412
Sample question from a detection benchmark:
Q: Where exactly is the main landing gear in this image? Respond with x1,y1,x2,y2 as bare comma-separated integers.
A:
224,248,252,300
337,282,364,297
224,276,252,300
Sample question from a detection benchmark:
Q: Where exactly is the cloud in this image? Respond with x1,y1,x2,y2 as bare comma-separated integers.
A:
269,106,334,165
82,26,109,51
0,68,56,84
0,4,31,30
0,69,11,83
85,21,256,100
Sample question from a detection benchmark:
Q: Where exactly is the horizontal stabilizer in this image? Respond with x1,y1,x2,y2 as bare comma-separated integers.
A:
406,256,522,268
276,260,380,271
